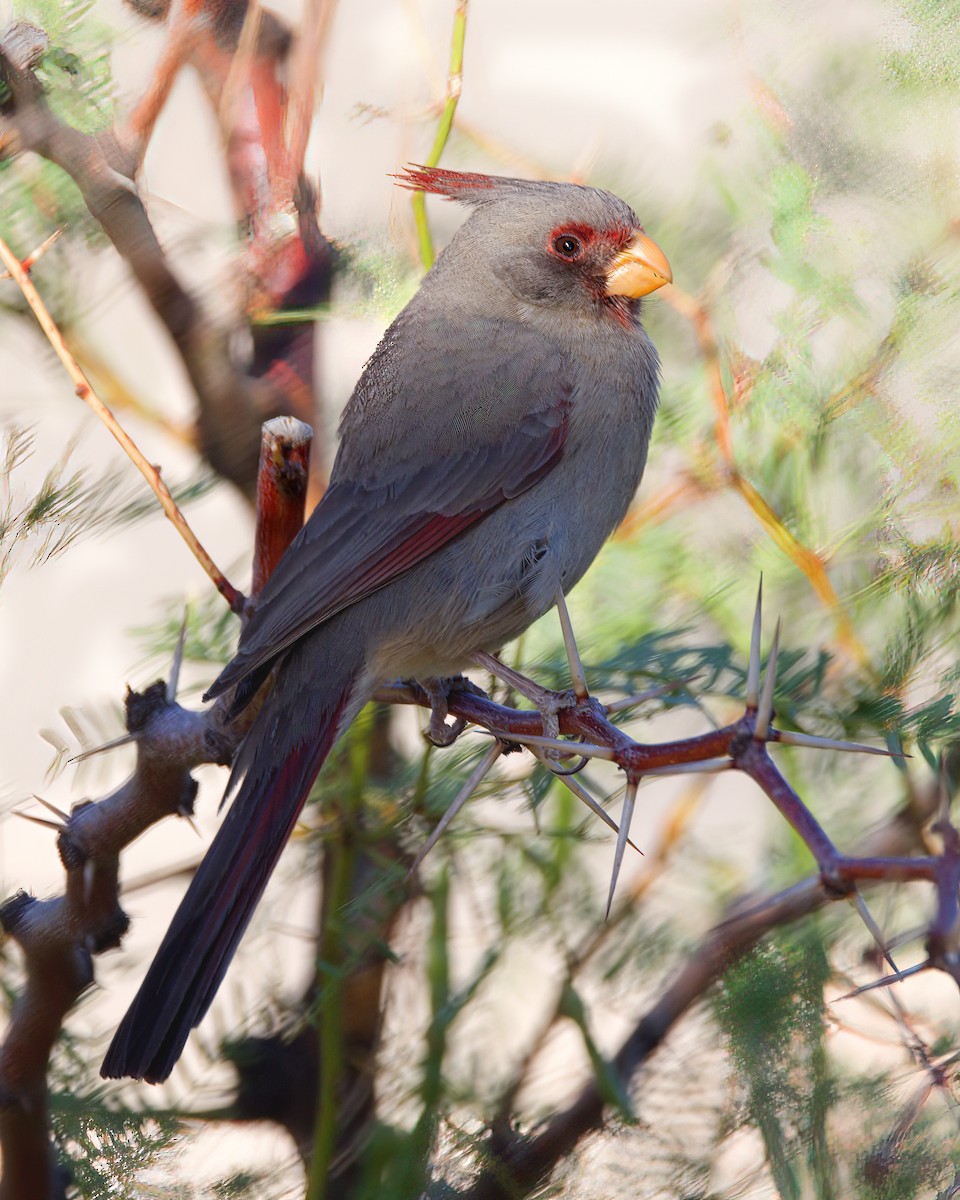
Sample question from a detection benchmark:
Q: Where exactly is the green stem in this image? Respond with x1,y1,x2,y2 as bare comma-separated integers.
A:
306,836,355,1200
412,868,451,1184
305,718,370,1200
413,0,469,270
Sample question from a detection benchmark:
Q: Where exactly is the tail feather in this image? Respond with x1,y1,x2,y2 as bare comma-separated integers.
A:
101,677,355,1084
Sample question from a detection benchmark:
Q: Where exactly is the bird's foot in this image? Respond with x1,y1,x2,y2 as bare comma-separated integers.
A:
472,650,577,759
421,676,469,747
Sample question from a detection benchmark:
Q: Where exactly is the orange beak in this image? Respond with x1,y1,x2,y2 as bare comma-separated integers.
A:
604,232,673,298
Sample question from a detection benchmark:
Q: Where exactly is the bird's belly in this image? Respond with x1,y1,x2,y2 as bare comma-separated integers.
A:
367,439,644,680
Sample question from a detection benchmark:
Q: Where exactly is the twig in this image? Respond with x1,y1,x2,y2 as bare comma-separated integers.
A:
120,0,199,168
0,234,244,614
412,0,469,269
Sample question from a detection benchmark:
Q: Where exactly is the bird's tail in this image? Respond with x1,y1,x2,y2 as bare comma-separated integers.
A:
101,657,362,1084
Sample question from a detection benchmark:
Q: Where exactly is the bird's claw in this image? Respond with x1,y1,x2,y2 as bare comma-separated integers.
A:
471,650,582,761
422,676,468,747
537,690,578,759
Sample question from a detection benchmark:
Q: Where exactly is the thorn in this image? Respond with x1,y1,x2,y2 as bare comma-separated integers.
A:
70,732,138,763
836,959,930,1001
555,587,589,701
606,778,638,918
408,742,503,877
167,604,190,703
754,617,781,742
537,754,642,853
479,729,617,762
641,757,733,777
746,577,763,709
32,794,68,821
604,672,702,715
851,889,902,979
0,228,62,278
472,650,549,708
15,810,63,832
773,730,897,757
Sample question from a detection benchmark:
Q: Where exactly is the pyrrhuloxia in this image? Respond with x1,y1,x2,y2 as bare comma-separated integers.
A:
102,167,672,1083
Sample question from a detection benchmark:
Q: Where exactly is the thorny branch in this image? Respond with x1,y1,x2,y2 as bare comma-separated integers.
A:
0,231,245,613
3,559,954,1197
0,6,334,499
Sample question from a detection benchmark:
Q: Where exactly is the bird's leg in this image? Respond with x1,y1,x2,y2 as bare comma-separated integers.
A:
421,676,469,747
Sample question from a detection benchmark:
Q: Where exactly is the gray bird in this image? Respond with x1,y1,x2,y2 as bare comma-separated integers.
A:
102,166,672,1083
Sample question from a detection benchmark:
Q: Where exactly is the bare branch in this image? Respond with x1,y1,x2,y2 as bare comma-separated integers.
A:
0,234,244,613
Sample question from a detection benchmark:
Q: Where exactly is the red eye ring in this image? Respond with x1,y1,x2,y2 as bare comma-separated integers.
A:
552,233,583,259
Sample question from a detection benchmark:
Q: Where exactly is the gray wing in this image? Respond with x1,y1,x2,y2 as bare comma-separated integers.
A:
207,314,573,698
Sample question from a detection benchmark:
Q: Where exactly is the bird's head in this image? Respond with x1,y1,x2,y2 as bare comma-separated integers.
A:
395,165,672,330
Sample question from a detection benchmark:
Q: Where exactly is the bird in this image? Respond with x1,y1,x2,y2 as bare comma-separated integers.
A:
101,166,672,1083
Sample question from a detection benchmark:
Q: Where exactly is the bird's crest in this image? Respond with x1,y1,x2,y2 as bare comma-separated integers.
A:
392,165,544,206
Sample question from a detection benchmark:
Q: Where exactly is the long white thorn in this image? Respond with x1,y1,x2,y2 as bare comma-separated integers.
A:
472,650,550,707
538,754,642,853
408,742,503,876
479,729,617,762
167,605,190,703
607,778,638,918
555,587,589,701
774,730,895,757
70,732,139,764
15,810,63,832
851,889,902,980
32,794,69,821
746,577,763,709
0,228,61,279
754,617,781,741
641,757,733,777
836,960,930,1001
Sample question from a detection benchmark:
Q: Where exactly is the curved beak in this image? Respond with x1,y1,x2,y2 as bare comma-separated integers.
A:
605,232,672,299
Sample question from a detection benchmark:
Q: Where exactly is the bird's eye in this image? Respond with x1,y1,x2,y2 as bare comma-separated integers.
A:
552,234,583,259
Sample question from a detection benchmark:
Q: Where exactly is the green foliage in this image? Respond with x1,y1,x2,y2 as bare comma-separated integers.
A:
0,425,216,588
12,0,114,131
716,929,835,1199
49,1089,180,1198
0,1,114,269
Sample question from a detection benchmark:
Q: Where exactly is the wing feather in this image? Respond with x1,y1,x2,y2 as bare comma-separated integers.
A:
207,315,572,699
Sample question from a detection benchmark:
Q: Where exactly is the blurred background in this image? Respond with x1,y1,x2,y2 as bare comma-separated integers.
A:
1,0,959,1195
